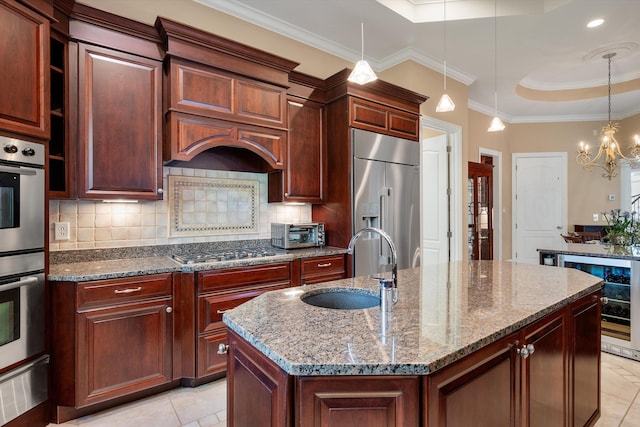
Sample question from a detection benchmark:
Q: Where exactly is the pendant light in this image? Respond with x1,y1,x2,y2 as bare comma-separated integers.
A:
436,0,455,112
348,2,377,85
488,0,505,132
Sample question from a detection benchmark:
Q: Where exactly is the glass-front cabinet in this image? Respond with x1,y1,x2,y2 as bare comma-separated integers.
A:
559,254,640,360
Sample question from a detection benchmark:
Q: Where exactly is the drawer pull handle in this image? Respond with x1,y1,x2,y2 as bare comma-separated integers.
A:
518,344,535,359
113,287,142,294
317,263,332,268
217,344,229,354
217,309,230,314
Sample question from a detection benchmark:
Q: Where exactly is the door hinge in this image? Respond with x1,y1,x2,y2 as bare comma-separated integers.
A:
447,145,452,153
447,230,452,238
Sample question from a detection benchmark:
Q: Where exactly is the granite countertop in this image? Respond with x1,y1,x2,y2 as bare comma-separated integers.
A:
538,242,640,260
223,260,602,376
48,243,347,282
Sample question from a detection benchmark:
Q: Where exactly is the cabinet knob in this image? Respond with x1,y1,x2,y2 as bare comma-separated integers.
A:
601,296,609,305
518,344,535,359
166,306,173,314
157,188,164,195
217,343,229,355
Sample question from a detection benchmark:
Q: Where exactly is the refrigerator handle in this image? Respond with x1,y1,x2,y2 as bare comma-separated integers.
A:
379,187,392,264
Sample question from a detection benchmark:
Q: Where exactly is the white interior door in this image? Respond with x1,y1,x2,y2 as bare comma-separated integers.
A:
422,133,449,265
512,153,567,264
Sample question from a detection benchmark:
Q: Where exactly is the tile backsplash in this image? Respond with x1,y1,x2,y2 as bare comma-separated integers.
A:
49,167,311,251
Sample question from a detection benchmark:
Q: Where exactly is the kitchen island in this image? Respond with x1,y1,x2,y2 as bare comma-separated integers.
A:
223,260,603,427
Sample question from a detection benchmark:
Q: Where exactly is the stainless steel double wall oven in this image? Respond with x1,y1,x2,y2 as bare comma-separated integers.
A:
0,136,48,425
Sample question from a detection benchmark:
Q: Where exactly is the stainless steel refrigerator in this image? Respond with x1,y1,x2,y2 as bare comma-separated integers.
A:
351,128,421,277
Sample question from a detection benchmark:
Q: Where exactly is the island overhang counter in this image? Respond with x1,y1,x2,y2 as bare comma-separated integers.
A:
223,260,603,427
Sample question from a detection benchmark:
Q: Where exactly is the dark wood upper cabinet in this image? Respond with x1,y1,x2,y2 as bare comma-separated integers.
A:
0,0,50,139
74,42,163,199
269,71,326,203
67,5,163,200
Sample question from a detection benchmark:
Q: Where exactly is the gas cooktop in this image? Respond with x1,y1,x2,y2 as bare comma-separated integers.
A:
172,248,285,265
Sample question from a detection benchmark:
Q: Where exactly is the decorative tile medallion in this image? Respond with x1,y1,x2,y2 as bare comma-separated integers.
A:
168,175,259,236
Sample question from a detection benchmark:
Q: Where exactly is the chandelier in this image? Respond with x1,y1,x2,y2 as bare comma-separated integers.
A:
576,52,640,180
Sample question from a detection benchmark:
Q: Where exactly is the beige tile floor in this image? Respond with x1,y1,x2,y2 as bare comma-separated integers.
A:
47,352,639,427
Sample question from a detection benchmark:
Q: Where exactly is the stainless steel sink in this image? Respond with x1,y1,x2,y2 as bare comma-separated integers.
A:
301,288,380,310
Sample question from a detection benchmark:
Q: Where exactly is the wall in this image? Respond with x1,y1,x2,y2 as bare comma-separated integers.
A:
49,167,311,251
466,112,640,258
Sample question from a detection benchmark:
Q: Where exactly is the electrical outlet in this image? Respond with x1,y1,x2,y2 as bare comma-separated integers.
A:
54,222,70,240
593,213,599,222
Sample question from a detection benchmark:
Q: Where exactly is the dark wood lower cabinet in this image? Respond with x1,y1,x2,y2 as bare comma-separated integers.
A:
227,289,602,427
426,332,518,427
227,329,292,427
50,273,175,423
297,376,420,427
571,292,601,427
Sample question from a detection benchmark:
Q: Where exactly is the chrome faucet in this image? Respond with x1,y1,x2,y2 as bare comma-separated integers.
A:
347,227,398,307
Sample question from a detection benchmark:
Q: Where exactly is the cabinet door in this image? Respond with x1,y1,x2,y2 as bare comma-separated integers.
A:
570,292,601,427
227,329,292,427
426,332,519,427
297,376,419,427
76,298,173,407
76,43,162,199
349,97,419,140
520,308,568,427
279,98,324,203
0,0,49,139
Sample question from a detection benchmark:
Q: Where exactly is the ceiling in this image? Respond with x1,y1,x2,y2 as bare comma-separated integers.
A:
194,0,640,124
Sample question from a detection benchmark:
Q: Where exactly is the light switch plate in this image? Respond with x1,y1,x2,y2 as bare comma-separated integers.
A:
609,194,616,201
593,213,599,221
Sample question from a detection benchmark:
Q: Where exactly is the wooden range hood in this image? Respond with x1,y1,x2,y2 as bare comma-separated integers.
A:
156,17,299,173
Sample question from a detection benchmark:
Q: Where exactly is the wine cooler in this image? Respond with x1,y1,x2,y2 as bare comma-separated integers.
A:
559,254,640,361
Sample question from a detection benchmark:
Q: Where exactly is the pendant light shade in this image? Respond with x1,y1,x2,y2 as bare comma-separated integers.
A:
436,93,456,112
348,21,377,85
436,0,455,112
349,59,378,85
488,116,506,132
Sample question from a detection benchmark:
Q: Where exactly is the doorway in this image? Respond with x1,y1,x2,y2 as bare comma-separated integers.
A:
468,161,493,260
420,116,462,262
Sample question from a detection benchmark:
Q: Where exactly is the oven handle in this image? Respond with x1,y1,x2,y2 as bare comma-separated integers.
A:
0,276,39,292
0,164,37,176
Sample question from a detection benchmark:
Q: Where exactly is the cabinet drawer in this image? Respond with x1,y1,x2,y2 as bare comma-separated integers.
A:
197,329,228,377
198,262,291,293
199,284,288,333
78,273,172,309
301,255,345,276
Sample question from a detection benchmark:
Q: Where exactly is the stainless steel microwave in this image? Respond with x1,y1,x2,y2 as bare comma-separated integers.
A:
271,223,325,249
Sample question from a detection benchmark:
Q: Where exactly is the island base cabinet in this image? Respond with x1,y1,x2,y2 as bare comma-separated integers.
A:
571,292,601,427
227,329,292,427
297,376,420,427
425,332,519,427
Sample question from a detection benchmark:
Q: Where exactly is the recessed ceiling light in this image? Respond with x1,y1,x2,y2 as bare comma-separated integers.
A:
587,18,604,28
